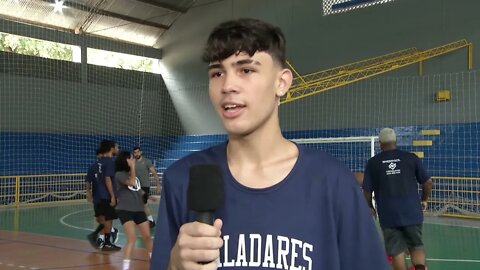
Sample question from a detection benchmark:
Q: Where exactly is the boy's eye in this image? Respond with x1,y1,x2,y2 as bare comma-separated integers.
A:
209,71,223,78
242,68,254,74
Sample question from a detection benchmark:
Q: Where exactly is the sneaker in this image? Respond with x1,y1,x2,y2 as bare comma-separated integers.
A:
96,237,105,249
111,228,119,244
409,265,426,270
101,243,121,251
87,232,98,249
149,220,156,228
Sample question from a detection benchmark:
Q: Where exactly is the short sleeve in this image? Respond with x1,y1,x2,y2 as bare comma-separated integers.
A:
115,171,129,185
336,171,390,269
414,155,430,184
85,165,95,183
146,158,154,169
150,171,183,270
105,159,115,178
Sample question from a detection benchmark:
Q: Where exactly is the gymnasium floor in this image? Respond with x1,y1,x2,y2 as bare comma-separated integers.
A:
0,202,151,270
0,202,479,270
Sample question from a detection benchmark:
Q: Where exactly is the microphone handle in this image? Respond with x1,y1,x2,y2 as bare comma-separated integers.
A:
195,211,214,225
194,211,216,265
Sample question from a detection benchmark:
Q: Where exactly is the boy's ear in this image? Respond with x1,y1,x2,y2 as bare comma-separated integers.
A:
276,68,293,97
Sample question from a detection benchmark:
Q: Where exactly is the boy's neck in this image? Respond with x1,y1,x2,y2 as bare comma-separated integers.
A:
227,126,290,164
226,126,298,189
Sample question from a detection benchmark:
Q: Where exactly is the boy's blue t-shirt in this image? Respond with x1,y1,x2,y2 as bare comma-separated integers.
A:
363,149,430,228
85,157,115,203
151,142,389,270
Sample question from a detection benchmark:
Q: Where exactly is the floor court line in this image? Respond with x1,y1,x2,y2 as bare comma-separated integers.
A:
426,258,480,263
59,209,95,232
0,234,130,260
58,207,157,240
0,260,42,270
58,209,136,240
424,222,480,230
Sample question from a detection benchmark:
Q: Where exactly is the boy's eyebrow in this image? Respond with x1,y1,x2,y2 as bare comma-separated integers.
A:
234,59,261,66
208,63,222,70
207,59,262,70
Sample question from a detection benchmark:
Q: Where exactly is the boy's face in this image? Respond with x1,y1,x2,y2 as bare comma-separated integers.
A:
113,144,120,155
207,51,292,137
133,149,142,159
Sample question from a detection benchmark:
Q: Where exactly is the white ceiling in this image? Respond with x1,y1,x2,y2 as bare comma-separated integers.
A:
0,0,197,47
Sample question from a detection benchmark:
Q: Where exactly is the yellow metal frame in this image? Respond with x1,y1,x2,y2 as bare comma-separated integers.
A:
0,173,86,207
440,213,480,220
429,176,480,219
288,47,419,89
282,39,473,104
1,174,478,220
432,176,480,180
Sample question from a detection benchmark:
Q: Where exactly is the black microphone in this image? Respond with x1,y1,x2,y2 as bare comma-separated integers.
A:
188,164,224,225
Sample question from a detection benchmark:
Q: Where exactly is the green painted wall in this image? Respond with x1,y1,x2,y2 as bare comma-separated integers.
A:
157,0,480,133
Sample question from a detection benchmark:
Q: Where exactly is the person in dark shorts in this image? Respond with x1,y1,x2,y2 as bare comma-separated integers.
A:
363,128,433,270
132,146,160,227
115,151,153,270
85,140,121,251
86,148,120,248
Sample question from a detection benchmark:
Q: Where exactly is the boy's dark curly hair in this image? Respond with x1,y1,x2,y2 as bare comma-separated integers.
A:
202,18,287,68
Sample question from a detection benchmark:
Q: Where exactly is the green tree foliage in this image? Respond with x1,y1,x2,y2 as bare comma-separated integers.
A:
0,32,73,61
133,58,153,73
88,48,154,73
0,32,155,72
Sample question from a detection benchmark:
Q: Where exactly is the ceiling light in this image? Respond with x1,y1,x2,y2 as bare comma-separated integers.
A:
53,0,65,13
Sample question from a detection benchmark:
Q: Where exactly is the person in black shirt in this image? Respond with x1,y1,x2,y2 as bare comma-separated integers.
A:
363,128,433,270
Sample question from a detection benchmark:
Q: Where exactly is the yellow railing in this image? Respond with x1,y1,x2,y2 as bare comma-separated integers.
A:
1,174,478,217
0,173,86,206
0,173,162,207
429,176,480,219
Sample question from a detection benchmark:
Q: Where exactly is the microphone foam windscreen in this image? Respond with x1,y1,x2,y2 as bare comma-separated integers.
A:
188,164,224,212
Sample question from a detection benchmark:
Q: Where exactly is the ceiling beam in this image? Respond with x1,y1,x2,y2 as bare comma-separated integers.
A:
133,0,189,13
43,0,170,30
0,17,163,58
0,14,75,34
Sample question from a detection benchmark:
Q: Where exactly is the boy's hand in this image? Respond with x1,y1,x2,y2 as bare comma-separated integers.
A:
110,196,116,207
169,219,223,270
127,157,135,169
86,190,92,202
421,200,428,212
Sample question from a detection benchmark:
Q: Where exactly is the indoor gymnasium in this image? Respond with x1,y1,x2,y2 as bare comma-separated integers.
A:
0,0,479,269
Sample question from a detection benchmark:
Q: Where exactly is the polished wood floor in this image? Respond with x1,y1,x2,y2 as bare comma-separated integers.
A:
0,230,149,270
